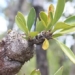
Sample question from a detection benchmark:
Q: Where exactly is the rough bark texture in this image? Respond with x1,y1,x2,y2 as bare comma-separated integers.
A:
0,30,52,75
0,31,34,75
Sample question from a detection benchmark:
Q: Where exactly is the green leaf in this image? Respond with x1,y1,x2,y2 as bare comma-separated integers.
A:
36,19,45,32
30,69,41,75
54,66,63,75
47,12,54,30
49,12,53,21
52,33,62,38
52,22,71,32
17,12,26,26
64,16,75,24
54,39,75,64
15,16,29,34
48,12,53,25
27,7,36,31
29,31,38,38
40,11,48,27
52,0,65,25
60,26,75,34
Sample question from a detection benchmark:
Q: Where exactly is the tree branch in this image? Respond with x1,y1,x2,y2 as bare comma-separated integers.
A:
0,31,34,75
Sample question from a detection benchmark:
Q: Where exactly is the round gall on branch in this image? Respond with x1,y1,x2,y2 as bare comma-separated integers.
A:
0,31,34,75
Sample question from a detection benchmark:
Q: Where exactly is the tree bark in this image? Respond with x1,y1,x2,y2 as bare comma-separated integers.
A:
0,31,34,75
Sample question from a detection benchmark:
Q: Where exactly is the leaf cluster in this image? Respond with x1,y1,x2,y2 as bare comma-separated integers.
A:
15,0,75,71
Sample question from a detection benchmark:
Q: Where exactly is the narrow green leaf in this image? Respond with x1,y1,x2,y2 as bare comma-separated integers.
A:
40,11,48,27
15,16,29,34
27,7,36,31
29,31,38,38
60,26,75,34
52,0,65,25
54,39,75,64
54,66,63,75
53,26,75,37
17,12,26,26
47,12,54,30
52,33,62,38
36,19,45,32
49,12,53,21
64,16,75,24
52,22,71,32
30,69,41,75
